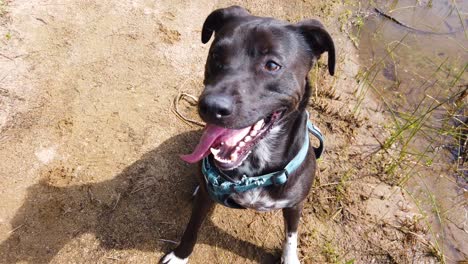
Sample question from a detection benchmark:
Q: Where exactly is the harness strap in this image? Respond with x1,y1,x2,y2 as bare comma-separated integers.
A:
307,118,324,159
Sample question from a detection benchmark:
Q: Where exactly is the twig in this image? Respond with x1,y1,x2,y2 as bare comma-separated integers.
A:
87,187,102,204
130,185,150,194
315,182,340,188
112,193,121,210
0,53,13,61
171,92,205,127
374,7,463,35
158,238,178,245
8,224,25,234
35,17,47,25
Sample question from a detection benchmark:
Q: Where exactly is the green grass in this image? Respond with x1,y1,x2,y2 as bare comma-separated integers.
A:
343,1,467,262
338,4,367,48
403,184,447,263
321,240,341,263
0,0,6,17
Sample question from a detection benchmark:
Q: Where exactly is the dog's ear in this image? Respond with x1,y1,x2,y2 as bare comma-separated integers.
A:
295,19,335,76
202,5,250,44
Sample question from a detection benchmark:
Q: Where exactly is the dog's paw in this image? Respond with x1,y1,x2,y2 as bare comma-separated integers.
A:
160,252,188,264
281,254,300,264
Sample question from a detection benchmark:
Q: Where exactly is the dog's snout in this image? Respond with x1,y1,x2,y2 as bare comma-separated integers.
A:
199,94,234,120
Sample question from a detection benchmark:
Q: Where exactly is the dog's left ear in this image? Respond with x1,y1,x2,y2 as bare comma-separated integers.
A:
295,19,335,76
201,6,250,44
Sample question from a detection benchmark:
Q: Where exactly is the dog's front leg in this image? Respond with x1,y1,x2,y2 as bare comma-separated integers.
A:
281,203,304,264
160,188,214,264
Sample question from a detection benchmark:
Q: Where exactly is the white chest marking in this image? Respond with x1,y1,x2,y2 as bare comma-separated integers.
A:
232,189,292,211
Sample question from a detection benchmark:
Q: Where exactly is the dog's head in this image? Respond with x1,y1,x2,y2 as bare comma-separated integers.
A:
181,6,335,170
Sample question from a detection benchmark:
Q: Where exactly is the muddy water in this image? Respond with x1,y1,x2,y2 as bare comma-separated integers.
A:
357,0,467,262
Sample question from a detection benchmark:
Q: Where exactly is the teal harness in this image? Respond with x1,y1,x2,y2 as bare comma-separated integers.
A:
201,112,324,208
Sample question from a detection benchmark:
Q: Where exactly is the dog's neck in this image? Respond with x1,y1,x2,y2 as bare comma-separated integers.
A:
222,79,312,179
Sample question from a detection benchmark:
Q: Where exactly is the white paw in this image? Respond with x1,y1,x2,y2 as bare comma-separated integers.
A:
281,231,300,264
161,252,188,264
281,254,300,264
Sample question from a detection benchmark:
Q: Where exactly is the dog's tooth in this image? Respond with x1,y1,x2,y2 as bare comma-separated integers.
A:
253,119,264,131
230,153,238,161
216,157,229,163
238,141,246,147
244,136,252,142
220,142,225,146
210,147,220,155
249,130,257,137
235,146,241,151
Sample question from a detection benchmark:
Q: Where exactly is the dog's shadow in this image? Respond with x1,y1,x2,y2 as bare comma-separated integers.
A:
0,131,277,263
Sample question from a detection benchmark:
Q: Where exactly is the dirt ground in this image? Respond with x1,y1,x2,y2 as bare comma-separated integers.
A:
0,0,442,263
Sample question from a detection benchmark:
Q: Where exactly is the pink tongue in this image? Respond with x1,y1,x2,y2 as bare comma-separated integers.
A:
180,124,228,163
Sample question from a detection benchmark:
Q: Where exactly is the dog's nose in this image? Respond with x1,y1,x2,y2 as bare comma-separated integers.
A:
199,94,234,119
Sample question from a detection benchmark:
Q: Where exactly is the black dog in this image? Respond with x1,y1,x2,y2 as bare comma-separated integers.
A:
161,6,334,264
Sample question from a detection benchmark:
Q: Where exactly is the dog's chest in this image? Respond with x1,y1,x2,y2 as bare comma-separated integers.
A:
230,189,291,211
228,127,293,211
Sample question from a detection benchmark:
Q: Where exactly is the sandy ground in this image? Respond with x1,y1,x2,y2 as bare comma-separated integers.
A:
0,0,441,263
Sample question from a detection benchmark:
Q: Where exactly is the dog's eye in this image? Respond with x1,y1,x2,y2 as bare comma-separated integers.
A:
264,61,281,72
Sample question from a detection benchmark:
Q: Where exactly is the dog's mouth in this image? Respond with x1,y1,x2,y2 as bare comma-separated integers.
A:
181,111,283,170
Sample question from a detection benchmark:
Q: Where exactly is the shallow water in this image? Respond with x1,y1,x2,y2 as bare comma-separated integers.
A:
357,0,467,262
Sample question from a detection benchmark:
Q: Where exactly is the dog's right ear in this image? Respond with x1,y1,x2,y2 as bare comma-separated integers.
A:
202,6,250,44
